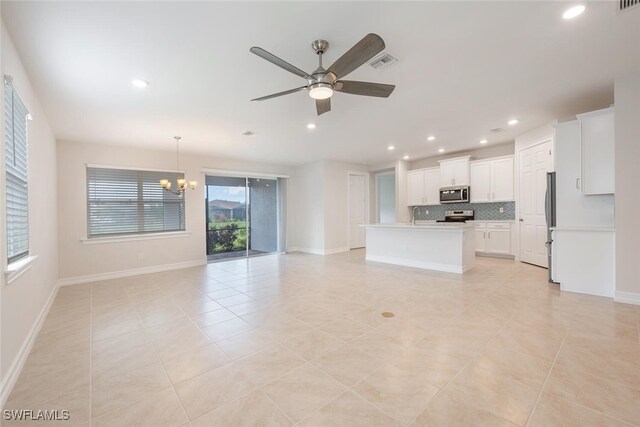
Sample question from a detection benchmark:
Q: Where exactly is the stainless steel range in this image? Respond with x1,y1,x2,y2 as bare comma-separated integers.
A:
436,210,474,223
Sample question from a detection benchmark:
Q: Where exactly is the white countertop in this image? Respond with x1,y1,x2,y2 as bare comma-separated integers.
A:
364,222,475,230
551,226,615,232
467,220,515,223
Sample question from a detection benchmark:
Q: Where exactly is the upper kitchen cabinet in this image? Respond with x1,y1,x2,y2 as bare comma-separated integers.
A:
439,156,470,187
469,156,514,202
577,107,614,195
407,167,440,206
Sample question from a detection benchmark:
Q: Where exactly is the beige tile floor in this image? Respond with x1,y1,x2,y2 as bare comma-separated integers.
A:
4,250,640,426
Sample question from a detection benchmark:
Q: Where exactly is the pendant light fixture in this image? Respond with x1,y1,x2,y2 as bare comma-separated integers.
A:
160,136,197,195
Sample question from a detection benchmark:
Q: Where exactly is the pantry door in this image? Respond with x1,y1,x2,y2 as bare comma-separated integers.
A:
519,140,552,267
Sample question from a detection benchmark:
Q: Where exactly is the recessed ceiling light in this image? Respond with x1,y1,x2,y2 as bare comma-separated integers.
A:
480,139,488,144
438,148,445,153
563,4,586,19
508,119,519,126
306,123,316,129
241,131,255,136
131,79,149,88
388,145,395,151
403,155,410,160
427,136,436,141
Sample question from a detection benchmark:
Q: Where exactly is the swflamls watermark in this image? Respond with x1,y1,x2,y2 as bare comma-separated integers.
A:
3,409,70,421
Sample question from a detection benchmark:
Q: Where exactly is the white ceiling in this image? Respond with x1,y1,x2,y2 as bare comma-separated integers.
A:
2,1,639,165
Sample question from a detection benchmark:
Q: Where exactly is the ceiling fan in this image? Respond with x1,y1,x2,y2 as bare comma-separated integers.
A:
250,33,396,116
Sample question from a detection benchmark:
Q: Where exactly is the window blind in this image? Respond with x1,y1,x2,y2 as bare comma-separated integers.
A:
86,167,186,238
4,79,30,264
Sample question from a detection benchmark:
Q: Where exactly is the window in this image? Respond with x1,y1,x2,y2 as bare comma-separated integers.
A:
4,77,30,264
86,167,186,238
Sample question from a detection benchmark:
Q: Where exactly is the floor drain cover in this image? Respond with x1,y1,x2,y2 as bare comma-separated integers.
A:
382,312,395,318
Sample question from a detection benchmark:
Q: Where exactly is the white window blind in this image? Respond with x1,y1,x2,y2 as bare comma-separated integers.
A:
86,167,186,238
4,78,30,264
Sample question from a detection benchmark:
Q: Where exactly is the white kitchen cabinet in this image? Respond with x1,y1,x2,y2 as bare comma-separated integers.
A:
469,156,514,203
407,167,440,206
469,162,491,202
407,170,425,206
424,168,440,205
486,227,511,255
439,156,470,187
492,157,514,201
474,224,487,252
474,222,512,256
553,228,615,297
577,107,614,195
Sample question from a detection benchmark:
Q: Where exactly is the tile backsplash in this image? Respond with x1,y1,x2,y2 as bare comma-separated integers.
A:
410,201,516,221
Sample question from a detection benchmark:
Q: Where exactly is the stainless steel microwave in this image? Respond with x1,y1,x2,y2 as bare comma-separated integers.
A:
439,186,470,204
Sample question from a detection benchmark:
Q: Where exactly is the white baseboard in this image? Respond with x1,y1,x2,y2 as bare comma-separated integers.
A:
57,259,207,287
614,291,640,306
0,282,59,408
476,252,516,260
287,247,349,256
365,254,466,274
324,247,350,255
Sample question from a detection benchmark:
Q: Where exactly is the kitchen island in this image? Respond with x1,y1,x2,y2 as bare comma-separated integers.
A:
363,223,475,273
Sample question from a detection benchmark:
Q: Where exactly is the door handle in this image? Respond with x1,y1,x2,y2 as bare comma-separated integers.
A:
576,178,581,189
488,231,491,239
483,232,486,239
487,192,490,200
519,218,524,222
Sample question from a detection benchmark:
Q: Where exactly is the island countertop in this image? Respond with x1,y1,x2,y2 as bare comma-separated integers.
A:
363,222,475,230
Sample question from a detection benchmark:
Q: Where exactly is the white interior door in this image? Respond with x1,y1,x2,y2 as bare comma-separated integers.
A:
349,174,367,249
519,141,552,267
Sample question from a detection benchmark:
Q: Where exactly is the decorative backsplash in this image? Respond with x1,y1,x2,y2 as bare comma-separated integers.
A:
411,202,516,221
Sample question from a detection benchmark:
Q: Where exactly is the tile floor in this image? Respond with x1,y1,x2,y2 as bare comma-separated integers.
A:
3,250,640,426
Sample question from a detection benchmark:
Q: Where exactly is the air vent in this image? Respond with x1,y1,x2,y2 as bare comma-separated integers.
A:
241,131,255,136
368,52,398,70
490,128,505,133
619,0,639,11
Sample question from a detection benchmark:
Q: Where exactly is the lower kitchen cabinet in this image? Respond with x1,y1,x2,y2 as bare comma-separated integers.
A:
474,222,512,256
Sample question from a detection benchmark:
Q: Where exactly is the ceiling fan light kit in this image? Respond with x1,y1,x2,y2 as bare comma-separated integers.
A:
250,33,396,115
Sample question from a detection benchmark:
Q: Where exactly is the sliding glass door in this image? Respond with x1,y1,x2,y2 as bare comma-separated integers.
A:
205,175,280,261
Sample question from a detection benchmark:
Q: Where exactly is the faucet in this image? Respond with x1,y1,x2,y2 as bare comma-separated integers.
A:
411,206,420,225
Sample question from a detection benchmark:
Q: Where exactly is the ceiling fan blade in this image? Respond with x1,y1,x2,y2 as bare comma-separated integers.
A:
250,47,313,80
327,33,385,79
251,86,307,101
316,98,331,115
335,80,395,98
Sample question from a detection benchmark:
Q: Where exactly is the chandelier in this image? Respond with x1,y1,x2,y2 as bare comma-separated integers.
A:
160,136,197,195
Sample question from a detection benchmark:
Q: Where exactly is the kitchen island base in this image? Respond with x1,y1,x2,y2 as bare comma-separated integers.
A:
364,223,475,274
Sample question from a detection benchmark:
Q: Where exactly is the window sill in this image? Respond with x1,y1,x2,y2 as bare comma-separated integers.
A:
5,255,38,285
81,231,192,245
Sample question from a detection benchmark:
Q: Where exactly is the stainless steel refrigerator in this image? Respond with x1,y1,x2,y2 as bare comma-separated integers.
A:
545,172,558,283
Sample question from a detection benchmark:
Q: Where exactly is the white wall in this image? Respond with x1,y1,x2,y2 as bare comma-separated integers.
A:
289,160,325,253
289,159,370,254
376,173,395,223
614,72,640,299
1,23,59,397
395,160,409,223
324,160,369,252
57,140,293,281
409,142,515,170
